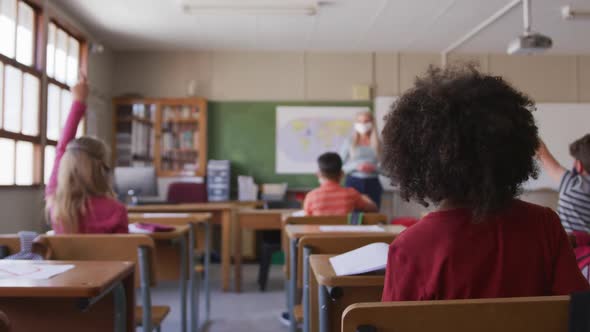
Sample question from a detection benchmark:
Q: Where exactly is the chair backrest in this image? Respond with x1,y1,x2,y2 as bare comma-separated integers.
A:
33,234,157,288
342,296,570,332
167,182,207,204
0,235,20,258
281,214,388,279
297,234,396,288
299,234,395,261
285,213,388,226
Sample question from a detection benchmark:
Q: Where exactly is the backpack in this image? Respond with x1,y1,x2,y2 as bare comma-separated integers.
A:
576,246,590,281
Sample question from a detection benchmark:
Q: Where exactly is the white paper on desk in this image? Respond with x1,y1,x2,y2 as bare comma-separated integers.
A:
128,224,152,234
141,213,190,218
318,225,385,232
0,263,74,280
329,243,390,276
291,210,305,217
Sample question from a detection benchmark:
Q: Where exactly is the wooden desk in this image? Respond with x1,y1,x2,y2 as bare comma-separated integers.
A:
0,260,135,332
284,225,404,332
310,255,384,332
129,213,212,332
234,209,298,292
128,202,261,291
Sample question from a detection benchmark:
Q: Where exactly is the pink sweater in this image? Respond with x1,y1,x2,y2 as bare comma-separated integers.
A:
46,101,129,234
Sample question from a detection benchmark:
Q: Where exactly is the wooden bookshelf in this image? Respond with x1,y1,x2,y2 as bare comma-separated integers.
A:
112,97,208,177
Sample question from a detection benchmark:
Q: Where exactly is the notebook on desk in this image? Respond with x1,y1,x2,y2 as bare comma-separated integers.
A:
329,242,390,276
319,225,385,232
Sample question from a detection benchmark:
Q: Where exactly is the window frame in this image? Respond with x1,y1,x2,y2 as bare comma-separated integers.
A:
0,0,87,188
45,19,87,147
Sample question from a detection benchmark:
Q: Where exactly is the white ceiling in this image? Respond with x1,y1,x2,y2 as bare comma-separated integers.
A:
53,0,590,53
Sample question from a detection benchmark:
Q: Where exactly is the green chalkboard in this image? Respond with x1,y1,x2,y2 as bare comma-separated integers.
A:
207,101,372,190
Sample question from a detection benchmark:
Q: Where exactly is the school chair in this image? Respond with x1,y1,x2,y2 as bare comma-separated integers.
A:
166,182,207,204
299,234,396,332
281,214,388,332
282,213,388,281
0,235,20,258
33,235,167,332
341,296,575,332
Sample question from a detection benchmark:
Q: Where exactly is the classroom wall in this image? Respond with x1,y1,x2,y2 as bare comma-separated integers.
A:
112,50,590,103
0,3,115,233
111,50,590,216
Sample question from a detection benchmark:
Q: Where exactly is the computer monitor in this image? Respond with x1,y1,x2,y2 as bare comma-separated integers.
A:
113,166,158,199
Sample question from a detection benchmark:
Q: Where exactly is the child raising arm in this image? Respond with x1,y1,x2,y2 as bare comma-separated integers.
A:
46,75,128,234
537,136,590,234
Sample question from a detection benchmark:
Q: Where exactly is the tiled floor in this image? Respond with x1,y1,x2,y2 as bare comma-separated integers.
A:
143,264,287,332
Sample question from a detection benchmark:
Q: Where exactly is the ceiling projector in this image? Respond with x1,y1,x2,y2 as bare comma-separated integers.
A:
507,32,553,55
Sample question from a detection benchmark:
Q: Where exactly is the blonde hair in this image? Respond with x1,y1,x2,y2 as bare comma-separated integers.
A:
350,111,382,160
46,136,115,233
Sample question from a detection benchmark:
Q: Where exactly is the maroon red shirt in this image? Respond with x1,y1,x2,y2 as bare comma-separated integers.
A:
382,200,589,301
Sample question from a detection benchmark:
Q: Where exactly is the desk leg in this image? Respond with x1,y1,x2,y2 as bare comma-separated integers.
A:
234,216,242,292
289,238,298,332
138,246,153,332
204,221,211,326
179,235,188,332
221,210,232,292
302,246,312,332
113,282,127,332
188,224,199,332
318,285,329,332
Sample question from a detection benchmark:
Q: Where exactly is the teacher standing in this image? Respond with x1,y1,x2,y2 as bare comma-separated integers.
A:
339,111,383,208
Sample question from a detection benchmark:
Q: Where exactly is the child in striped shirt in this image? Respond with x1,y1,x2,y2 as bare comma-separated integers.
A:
537,135,590,234
303,152,378,216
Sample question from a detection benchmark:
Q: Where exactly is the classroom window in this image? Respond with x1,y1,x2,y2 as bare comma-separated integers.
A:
0,0,41,186
22,72,39,136
46,22,80,86
0,0,34,66
0,0,17,58
15,141,34,185
3,65,22,133
0,1,86,186
43,22,85,185
43,145,55,184
0,138,15,185
16,1,34,66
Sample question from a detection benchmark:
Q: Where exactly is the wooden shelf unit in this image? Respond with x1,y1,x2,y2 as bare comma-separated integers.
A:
112,97,208,177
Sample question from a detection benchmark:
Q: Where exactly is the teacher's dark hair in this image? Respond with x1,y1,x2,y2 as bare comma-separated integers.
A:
381,64,539,219
318,152,343,181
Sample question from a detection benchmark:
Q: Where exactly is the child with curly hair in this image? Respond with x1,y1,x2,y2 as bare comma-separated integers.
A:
380,65,589,301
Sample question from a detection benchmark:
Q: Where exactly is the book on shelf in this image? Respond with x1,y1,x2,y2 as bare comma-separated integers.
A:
180,130,193,150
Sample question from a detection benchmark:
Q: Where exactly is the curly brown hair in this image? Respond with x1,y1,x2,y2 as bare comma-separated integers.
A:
382,65,539,218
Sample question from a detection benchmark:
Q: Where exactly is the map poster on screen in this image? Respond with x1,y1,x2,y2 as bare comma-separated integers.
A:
276,106,369,174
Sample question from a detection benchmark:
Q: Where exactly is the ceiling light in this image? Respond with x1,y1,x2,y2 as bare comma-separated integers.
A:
180,0,318,16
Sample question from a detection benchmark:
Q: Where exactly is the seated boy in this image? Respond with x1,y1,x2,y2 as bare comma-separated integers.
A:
537,135,590,234
304,152,378,216
380,65,589,302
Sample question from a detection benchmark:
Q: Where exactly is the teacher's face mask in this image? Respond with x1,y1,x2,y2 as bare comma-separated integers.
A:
354,122,373,135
